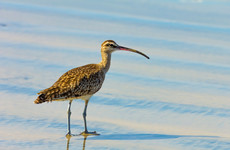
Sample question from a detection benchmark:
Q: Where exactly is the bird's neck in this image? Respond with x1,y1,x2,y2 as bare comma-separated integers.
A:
99,51,111,73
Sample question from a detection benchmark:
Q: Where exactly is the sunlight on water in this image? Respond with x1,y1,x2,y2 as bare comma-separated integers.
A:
1,0,230,149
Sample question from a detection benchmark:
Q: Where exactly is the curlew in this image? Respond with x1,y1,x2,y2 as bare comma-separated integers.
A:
34,40,149,136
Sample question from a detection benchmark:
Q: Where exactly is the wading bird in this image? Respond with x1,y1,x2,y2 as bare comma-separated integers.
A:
34,40,149,136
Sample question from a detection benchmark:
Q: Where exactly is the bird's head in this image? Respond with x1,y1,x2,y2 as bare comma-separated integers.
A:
101,40,150,59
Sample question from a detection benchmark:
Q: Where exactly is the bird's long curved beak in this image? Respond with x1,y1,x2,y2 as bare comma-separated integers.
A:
118,46,150,59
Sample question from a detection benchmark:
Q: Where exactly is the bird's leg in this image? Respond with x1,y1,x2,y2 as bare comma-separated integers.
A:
80,99,100,136
66,100,73,136
83,99,89,133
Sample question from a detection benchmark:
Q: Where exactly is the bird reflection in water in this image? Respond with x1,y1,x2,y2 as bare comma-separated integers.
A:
66,133,98,150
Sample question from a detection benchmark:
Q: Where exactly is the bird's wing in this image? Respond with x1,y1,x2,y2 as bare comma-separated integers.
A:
34,64,105,103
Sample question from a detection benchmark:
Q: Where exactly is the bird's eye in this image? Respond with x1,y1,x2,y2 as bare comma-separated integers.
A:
110,44,116,48
105,43,116,48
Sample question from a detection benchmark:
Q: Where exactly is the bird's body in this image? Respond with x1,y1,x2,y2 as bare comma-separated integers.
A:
34,40,149,136
34,64,105,103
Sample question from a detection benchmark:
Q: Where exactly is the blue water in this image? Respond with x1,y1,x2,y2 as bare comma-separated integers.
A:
1,0,230,149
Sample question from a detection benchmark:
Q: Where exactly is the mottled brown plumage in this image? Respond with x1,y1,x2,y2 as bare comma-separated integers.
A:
34,40,149,135
34,64,105,104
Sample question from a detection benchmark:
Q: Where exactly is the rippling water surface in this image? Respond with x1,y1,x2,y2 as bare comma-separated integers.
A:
1,0,230,149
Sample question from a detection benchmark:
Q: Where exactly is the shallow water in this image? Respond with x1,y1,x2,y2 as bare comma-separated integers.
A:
1,0,230,149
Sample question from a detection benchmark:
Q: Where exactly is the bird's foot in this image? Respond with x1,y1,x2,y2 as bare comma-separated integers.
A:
80,131,100,136
66,133,73,139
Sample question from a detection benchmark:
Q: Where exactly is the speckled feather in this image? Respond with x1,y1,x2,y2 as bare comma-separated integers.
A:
34,64,105,104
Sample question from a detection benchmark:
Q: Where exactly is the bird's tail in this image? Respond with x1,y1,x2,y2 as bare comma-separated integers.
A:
34,93,47,104
34,86,60,104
